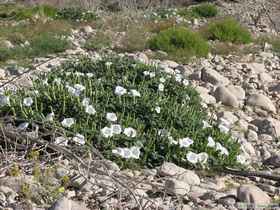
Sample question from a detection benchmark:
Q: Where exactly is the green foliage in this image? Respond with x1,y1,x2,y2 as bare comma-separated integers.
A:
256,35,280,54
0,55,241,169
55,8,97,22
84,31,112,50
148,27,209,62
0,33,70,62
204,18,252,44
191,3,218,18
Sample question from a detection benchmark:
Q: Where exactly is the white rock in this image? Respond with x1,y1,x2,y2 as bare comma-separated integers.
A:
237,185,271,205
247,63,266,74
82,25,94,34
165,179,190,195
49,197,90,210
217,111,238,125
226,85,246,101
258,73,273,84
214,86,239,107
247,94,276,113
201,68,229,86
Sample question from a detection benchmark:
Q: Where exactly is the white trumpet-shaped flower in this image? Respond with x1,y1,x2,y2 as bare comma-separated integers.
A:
130,89,141,97
186,151,199,164
61,118,75,128
110,124,122,135
106,113,117,122
114,86,127,96
45,112,54,122
0,95,10,106
207,136,216,148
23,97,33,107
124,127,137,138
158,83,164,92
82,98,90,106
72,133,86,145
85,105,96,115
17,122,29,130
179,137,194,148
197,152,208,164
155,106,161,114
216,142,229,156
101,126,113,138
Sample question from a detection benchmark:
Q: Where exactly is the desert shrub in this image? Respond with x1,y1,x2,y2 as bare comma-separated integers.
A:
0,55,242,169
256,35,280,54
118,26,149,52
145,19,177,33
84,31,112,50
148,27,209,62
55,8,97,22
204,18,252,44
191,3,218,18
0,47,10,62
30,33,70,56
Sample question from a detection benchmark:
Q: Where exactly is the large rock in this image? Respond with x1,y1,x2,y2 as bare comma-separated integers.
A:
247,63,266,74
226,85,246,101
158,162,200,185
195,86,216,104
213,86,239,107
264,155,280,168
49,197,90,210
201,68,229,86
251,118,280,137
165,179,190,196
247,94,276,113
237,185,271,205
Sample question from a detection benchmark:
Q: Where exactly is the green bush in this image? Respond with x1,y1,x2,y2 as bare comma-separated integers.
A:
204,18,252,44
0,55,241,169
84,31,112,50
55,8,97,22
148,27,209,62
30,33,70,56
191,3,218,18
0,47,10,62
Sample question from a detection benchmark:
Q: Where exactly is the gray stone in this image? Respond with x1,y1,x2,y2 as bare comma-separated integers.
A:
201,68,229,86
246,129,258,141
217,111,238,125
237,185,271,205
49,197,90,210
252,118,280,137
247,94,276,113
259,72,273,84
226,85,246,101
247,63,266,74
264,155,280,168
165,179,190,196
158,162,200,185
214,86,239,107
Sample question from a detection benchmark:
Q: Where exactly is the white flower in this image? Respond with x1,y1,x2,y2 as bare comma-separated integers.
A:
23,97,33,107
54,78,61,84
218,124,230,133
110,124,122,135
197,152,208,164
85,105,96,115
75,72,84,77
114,86,127,96
236,154,246,164
168,136,178,145
72,133,86,145
130,146,141,159
203,120,212,129
182,79,189,86
74,84,86,92
86,73,94,78
17,122,29,130
143,71,150,76
106,113,117,122
45,112,54,122
175,74,182,83
149,72,156,78
0,95,10,106
61,118,75,128
207,136,216,148
101,126,113,138
105,62,113,68
82,98,90,106
67,85,79,96
54,136,68,146
216,143,229,156
186,151,199,164
112,147,124,157
179,137,194,148
130,89,141,97
158,83,164,92
155,106,161,113
124,127,137,138
159,77,166,83
123,148,133,158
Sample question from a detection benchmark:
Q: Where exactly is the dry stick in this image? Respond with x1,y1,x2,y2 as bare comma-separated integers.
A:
0,126,144,209
261,3,279,33
0,57,57,89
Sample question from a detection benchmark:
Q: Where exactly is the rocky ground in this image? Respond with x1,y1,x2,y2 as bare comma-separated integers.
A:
0,1,280,210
